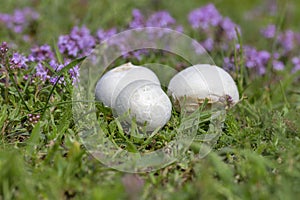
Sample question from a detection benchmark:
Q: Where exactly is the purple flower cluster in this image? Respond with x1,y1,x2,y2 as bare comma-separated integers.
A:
260,24,276,39
188,3,222,30
32,50,80,85
33,58,80,85
28,44,55,62
220,17,240,40
35,63,50,82
223,45,284,75
129,9,145,29
129,9,182,31
10,53,28,69
58,26,95,57
146,11,176,28
96,28,117,42
188,3,241,51
261,24,300,55
259,24,300,73
69,65,80,85
0,42,9,58
277,30,299,54
27,44,56,82
1,42,80,85
58,25,117,60
0,9,122,83
48,60,79,85
119,10,183,60
0,7,39,33
1,43,28,70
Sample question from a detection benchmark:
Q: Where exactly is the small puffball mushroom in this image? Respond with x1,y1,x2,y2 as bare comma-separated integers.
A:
95,62,160,107
114,80,172,132
168,64,239,112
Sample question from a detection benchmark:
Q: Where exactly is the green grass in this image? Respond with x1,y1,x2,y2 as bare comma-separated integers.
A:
1,0,300,199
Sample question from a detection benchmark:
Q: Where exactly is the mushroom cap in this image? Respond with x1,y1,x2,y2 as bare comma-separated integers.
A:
168,64,239,112
95,62,160,107
114,80,172,132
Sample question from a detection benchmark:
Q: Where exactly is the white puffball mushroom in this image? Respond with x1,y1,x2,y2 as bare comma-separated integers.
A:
168,64,239,112
114,80,172,132
95,62,160,107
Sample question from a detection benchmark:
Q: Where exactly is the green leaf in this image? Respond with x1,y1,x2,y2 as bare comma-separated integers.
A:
6,66,30,111
56,56,86,76
115,119,138,153
26,122,41,154
42,61,56,74
53,39,64,64
0,104,7,131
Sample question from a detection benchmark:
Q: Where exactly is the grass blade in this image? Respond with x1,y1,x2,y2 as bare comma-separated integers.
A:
53,39,64,64
56,56,86,76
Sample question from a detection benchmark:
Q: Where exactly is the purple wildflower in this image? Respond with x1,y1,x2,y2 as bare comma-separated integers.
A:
224,45,284,75
244,47,271,74
272,60,284,71
49,59,64,71
49,60,79,85
10,53,28,69
69,65,80,85
96,28,117,42
36,63,50,82
261,24,276,38
242,46,262,73
201,38,214,51
27,46,77,84
146,11,176,27
28,44,55,62
220,17,240,40
0,14,10,25
188,3,222,30
188,4,240,51
58,26,95,57
129,9,181,31
129,9,145,28
277,30,296,54
51,59,79,84
257,51,271,64
49,76,65,85
0,42,9,57
34,59,73,85
147,11,182,37
257,50,271,74
223,56,235,71
292,57,300,73
272,52,284,71
125,10,182,59
23,74,29,81
0,7,39,33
